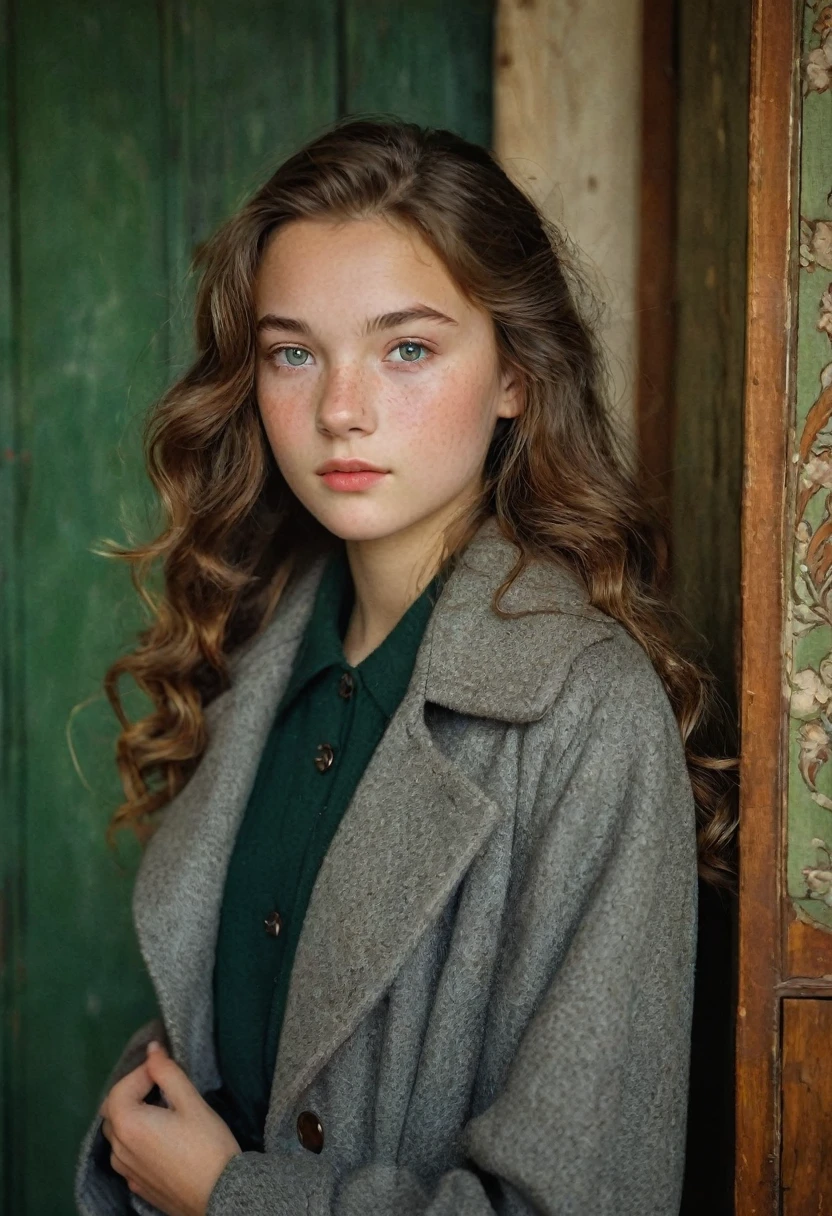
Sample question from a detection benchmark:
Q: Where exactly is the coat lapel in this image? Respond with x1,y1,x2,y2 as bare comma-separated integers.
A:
265,517,616,1128
264,642,504,1131
131,515,616,1113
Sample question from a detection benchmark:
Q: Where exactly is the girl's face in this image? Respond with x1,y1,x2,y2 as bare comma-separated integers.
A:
253,215,522,546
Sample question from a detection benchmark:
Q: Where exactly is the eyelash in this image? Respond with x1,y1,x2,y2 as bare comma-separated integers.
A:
265,339,435,370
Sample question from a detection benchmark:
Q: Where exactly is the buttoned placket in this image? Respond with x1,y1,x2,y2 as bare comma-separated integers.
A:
261,660,360,1082
211,544,443,1150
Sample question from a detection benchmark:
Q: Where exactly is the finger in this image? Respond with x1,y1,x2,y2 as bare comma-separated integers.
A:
109,1148,131,1179
100,1117,127,1156
109,1060,155,1108
99,1054,157,1119
144,1042,198,1110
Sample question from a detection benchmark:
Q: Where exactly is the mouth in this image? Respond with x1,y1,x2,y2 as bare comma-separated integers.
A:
316,458,388,474
318,468,389,492
315,457,390,493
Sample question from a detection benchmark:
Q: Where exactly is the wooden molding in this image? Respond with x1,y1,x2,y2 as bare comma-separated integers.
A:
736,0,799,1209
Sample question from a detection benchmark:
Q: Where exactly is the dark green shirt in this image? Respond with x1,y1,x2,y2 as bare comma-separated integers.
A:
207,545,444,1151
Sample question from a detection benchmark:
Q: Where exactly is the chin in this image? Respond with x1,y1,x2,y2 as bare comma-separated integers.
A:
309,501,432,544
318,516,411,543
289,478,463,545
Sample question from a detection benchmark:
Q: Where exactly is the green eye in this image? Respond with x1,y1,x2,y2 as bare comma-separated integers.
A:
282,347,310,366
395,341,425,362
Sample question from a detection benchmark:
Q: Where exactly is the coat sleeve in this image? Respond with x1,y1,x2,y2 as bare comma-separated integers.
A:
74,1015,170,1216
205,638,700,1216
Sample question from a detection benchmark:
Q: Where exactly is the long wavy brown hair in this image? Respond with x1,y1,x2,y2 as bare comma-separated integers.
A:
94,116,737,887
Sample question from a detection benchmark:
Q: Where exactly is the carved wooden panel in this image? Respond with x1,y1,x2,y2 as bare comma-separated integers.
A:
786,2,832,960
781,999,832,1214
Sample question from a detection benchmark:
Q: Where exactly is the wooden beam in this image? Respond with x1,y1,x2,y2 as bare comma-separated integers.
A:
736,0,798,1209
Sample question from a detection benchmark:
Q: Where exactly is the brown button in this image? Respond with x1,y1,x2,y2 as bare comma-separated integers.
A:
338,671,355,699
263,910,283,937
314,742,335,772
296,1109,324,1152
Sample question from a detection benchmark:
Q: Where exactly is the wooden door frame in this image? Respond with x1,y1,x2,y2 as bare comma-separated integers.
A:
736,0,800,1210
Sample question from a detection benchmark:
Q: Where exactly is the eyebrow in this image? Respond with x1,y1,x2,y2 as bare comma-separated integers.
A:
255,305,459,338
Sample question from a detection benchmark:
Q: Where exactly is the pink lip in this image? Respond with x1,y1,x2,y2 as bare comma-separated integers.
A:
320,470,388,492
316,458,387,473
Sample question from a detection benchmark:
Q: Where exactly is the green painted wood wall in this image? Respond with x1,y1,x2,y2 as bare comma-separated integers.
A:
0,3,493,1211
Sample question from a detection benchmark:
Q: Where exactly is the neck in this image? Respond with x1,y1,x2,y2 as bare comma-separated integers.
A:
341,497,477,666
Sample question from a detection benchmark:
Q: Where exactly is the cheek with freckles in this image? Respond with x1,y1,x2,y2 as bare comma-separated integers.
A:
254,357,501,541
256,381,312,472
392,367,497,489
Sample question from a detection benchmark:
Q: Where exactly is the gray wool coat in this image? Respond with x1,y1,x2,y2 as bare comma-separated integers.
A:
74,514,699,1216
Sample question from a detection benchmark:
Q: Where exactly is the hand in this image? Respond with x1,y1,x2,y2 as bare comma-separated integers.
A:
99,1040,242,1216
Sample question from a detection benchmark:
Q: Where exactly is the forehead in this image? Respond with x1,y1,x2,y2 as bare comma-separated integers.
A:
254,215,469,312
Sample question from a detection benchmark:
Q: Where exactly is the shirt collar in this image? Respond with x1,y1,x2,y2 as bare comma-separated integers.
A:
231,515,618,727
278,543,445,720
360,569,445,719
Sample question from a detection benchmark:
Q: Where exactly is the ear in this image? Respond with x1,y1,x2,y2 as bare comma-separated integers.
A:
496,367,524,420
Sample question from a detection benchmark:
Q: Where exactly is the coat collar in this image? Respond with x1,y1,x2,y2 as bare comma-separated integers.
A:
417,514,615,721
131,514,616,1130
231,512,615,725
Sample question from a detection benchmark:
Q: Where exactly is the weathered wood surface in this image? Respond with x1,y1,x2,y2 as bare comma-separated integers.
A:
672,0,750,705
635,0,676,531
736,0,798,1211
493,0,642,439
667,2,752,1208
0,1,21,1210
787,912,832,981
0,2,492,1211
345,0,492,147
781,998,832,1214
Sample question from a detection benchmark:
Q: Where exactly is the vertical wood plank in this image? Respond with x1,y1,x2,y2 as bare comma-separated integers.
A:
4,2,496,1209
492,0,642,438
781,999,832,1214
162,0,339,375
671,0,751,705
0,0,24,1209
736,0,799,1211
672,5,748,1209
14,3,169,1209
12,2,339,1210
635,0,676,531
343,0,493,147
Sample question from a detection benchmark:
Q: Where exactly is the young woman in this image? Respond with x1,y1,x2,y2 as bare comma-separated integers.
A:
75,117,734,1216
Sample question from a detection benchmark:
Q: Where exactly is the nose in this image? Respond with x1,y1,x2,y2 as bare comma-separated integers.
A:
315,364,375,439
